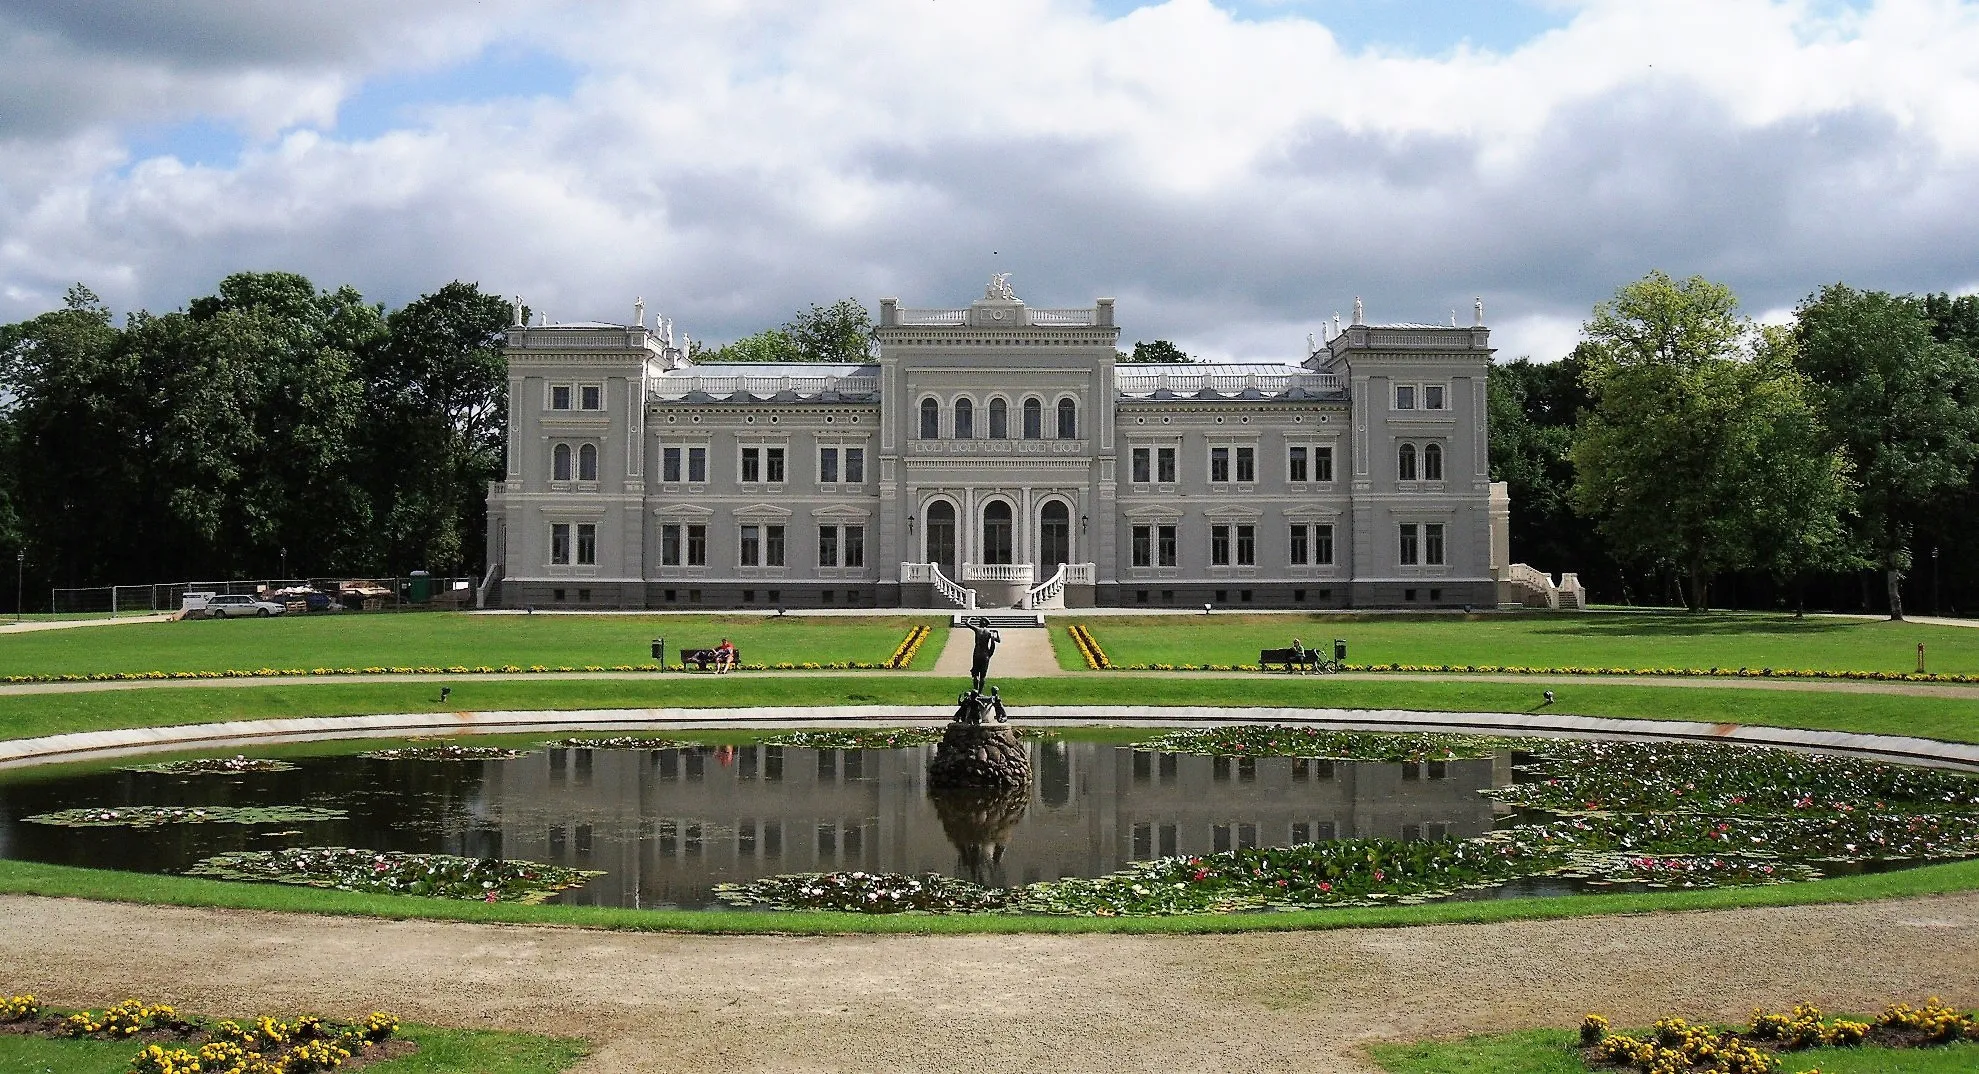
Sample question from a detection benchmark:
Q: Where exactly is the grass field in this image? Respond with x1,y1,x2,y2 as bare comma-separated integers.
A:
0,1025,587,1074
0,613,946,676
2,675,1976,743
1056,612,1979,674
1366,1027,1979,1074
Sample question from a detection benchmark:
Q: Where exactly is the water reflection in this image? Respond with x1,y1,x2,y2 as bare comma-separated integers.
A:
0,742,1512,910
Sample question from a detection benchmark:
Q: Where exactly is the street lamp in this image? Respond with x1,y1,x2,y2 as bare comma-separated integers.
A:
15,549,23,623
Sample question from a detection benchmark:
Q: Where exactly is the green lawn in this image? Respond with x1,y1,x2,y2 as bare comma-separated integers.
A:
0,1026,586,1074
1366,1028,1979,1074
1,675,1976,744
1058,612,1979,675
0,613,946,676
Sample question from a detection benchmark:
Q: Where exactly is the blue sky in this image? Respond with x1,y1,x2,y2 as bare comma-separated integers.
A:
2,0,1974,364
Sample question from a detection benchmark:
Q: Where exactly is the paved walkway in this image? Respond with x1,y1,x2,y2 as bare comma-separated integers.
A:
4,892,1975,1073
0,613,174,634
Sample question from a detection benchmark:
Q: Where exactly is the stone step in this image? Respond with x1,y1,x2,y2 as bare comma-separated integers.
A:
951,613,1046,630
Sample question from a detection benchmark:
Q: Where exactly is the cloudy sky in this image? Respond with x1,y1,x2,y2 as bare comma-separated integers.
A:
3,0,1977,361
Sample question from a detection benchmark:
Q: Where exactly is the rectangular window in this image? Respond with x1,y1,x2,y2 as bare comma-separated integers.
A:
580,384,602,410
1399,523,1420,566
686,525,707,566
819,447,839,484
844,525,864,567
844,448,864,483
550,385,572,410
1235,446,1255,482
1425,384,1446,410
1236,524,1255,566
819,526,838,567
1157,446,1176,482
1157,525,1177,567
663,447,682,483
576,523,597,565
550,523,571,565
1289,524,1308,565
1314,445,1334,482
1315,523,1335,565
741,448,760,484
1395,384,1417,410
661,525,681,566
1131,447,1150,484
1131,525,1152,568
1425,522,1445,566
740,525,760,566
766,447,785,483
766,525,785,567
1289,446,1307,483
1211,525,1231,566
1210,447,1230,482
687,447,706,483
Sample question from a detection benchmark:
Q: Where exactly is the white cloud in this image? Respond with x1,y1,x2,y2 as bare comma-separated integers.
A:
3,0,1978,362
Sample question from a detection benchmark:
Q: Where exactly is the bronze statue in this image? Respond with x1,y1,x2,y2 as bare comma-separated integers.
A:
966,616,1000,694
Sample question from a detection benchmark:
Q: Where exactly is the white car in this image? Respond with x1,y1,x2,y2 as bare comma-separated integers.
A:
200,594,287,619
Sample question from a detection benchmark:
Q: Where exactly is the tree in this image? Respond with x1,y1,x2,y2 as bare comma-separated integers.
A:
1120,340,1193,363
363,281,512,574
698,298,874,364
1487,348,1613,586
1792,285,1979,620
1570,272,1852,611
699,328,800,364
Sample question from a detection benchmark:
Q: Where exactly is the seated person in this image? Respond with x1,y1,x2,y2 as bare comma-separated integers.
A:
714,637,737,673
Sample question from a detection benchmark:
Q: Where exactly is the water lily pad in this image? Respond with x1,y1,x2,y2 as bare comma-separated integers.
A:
122,756,298,776
185,846,600,903
1131,725,1513,762
25,805,344,828
357,745,529,761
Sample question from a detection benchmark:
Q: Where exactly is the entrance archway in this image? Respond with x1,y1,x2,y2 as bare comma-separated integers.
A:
1039,500,1071,571
924,500,957,576
981,501,1014,565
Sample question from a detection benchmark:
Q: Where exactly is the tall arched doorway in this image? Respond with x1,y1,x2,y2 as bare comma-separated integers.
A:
1039,500,1071,571
925,500,957,576
981,501,1014,565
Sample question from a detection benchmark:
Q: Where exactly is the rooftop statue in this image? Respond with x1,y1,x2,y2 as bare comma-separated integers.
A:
985,273,1018,302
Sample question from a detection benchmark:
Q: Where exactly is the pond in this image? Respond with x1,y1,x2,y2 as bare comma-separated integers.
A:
1,727,1975,914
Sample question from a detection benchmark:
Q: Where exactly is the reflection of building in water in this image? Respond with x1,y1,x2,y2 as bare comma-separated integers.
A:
477,744,1509,909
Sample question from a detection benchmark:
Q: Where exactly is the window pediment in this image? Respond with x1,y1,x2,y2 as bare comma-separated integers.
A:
1123,505,1184,521
1203,505,1264,521
812,505,874,520
734,503,795,520
652,503,714,520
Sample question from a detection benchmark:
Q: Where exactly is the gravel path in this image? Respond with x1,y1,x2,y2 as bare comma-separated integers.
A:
5,893,1976,1073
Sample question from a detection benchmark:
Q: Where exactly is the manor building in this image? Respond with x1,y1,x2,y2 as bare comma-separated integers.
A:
484,279,1512,610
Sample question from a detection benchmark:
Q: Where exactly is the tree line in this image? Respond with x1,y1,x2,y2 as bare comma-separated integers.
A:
0,272,510,604
1495,271,1979,618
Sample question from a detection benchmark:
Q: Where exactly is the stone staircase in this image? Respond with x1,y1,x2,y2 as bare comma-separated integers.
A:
1504,564,1585,610
951,612,1046,630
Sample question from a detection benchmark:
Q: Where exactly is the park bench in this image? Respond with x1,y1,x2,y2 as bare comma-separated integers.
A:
1259,646,1332,674
680,646,742,671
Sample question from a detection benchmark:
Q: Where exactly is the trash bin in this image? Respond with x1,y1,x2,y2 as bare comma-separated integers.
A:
408,571,432,602
651,637,666,662
1333,639,1347,664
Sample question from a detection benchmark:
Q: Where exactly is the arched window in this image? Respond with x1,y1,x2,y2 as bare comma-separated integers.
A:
1022,397,1043,440
1397,443,1417,482
953,397,974,439
1039,500,1071,568
919,397,940,440
981,501,1014,565
987,397,1008,439
577,443,598,481
553,443,573,481
1057,398,1077,440
924,500,957,575
1423,443,1443,481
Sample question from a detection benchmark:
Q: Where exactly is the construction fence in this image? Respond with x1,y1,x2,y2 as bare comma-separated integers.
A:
50,576,482,617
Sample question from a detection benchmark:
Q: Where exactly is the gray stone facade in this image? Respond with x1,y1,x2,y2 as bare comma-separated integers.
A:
485,281,1507,610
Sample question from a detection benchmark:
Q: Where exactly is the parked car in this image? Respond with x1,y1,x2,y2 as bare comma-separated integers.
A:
200,594,287,619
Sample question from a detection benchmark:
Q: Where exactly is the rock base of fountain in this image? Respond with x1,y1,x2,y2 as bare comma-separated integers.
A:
927,691,1031,791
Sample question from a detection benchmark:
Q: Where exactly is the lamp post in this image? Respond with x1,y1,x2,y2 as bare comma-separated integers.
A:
14,549,22,622
280,547,288,583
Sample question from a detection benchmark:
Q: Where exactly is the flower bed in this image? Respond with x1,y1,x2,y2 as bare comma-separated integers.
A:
0,993,405,1074
1066,624,1110,669
24,806,344,829
1131,725,1511,762
1581,998,1976,1072
184,847,600,903
887,625,932,669
0,660,903,685
121,756,298,776
1082,655,1979,683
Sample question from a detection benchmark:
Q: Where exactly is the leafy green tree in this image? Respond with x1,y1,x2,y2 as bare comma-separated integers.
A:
1487,348,1611,584
700,298,873,363
1571,272,1852,611
1792,284,1979,620
364,281,512,574
700,328,800,363
1120,340,1194,363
